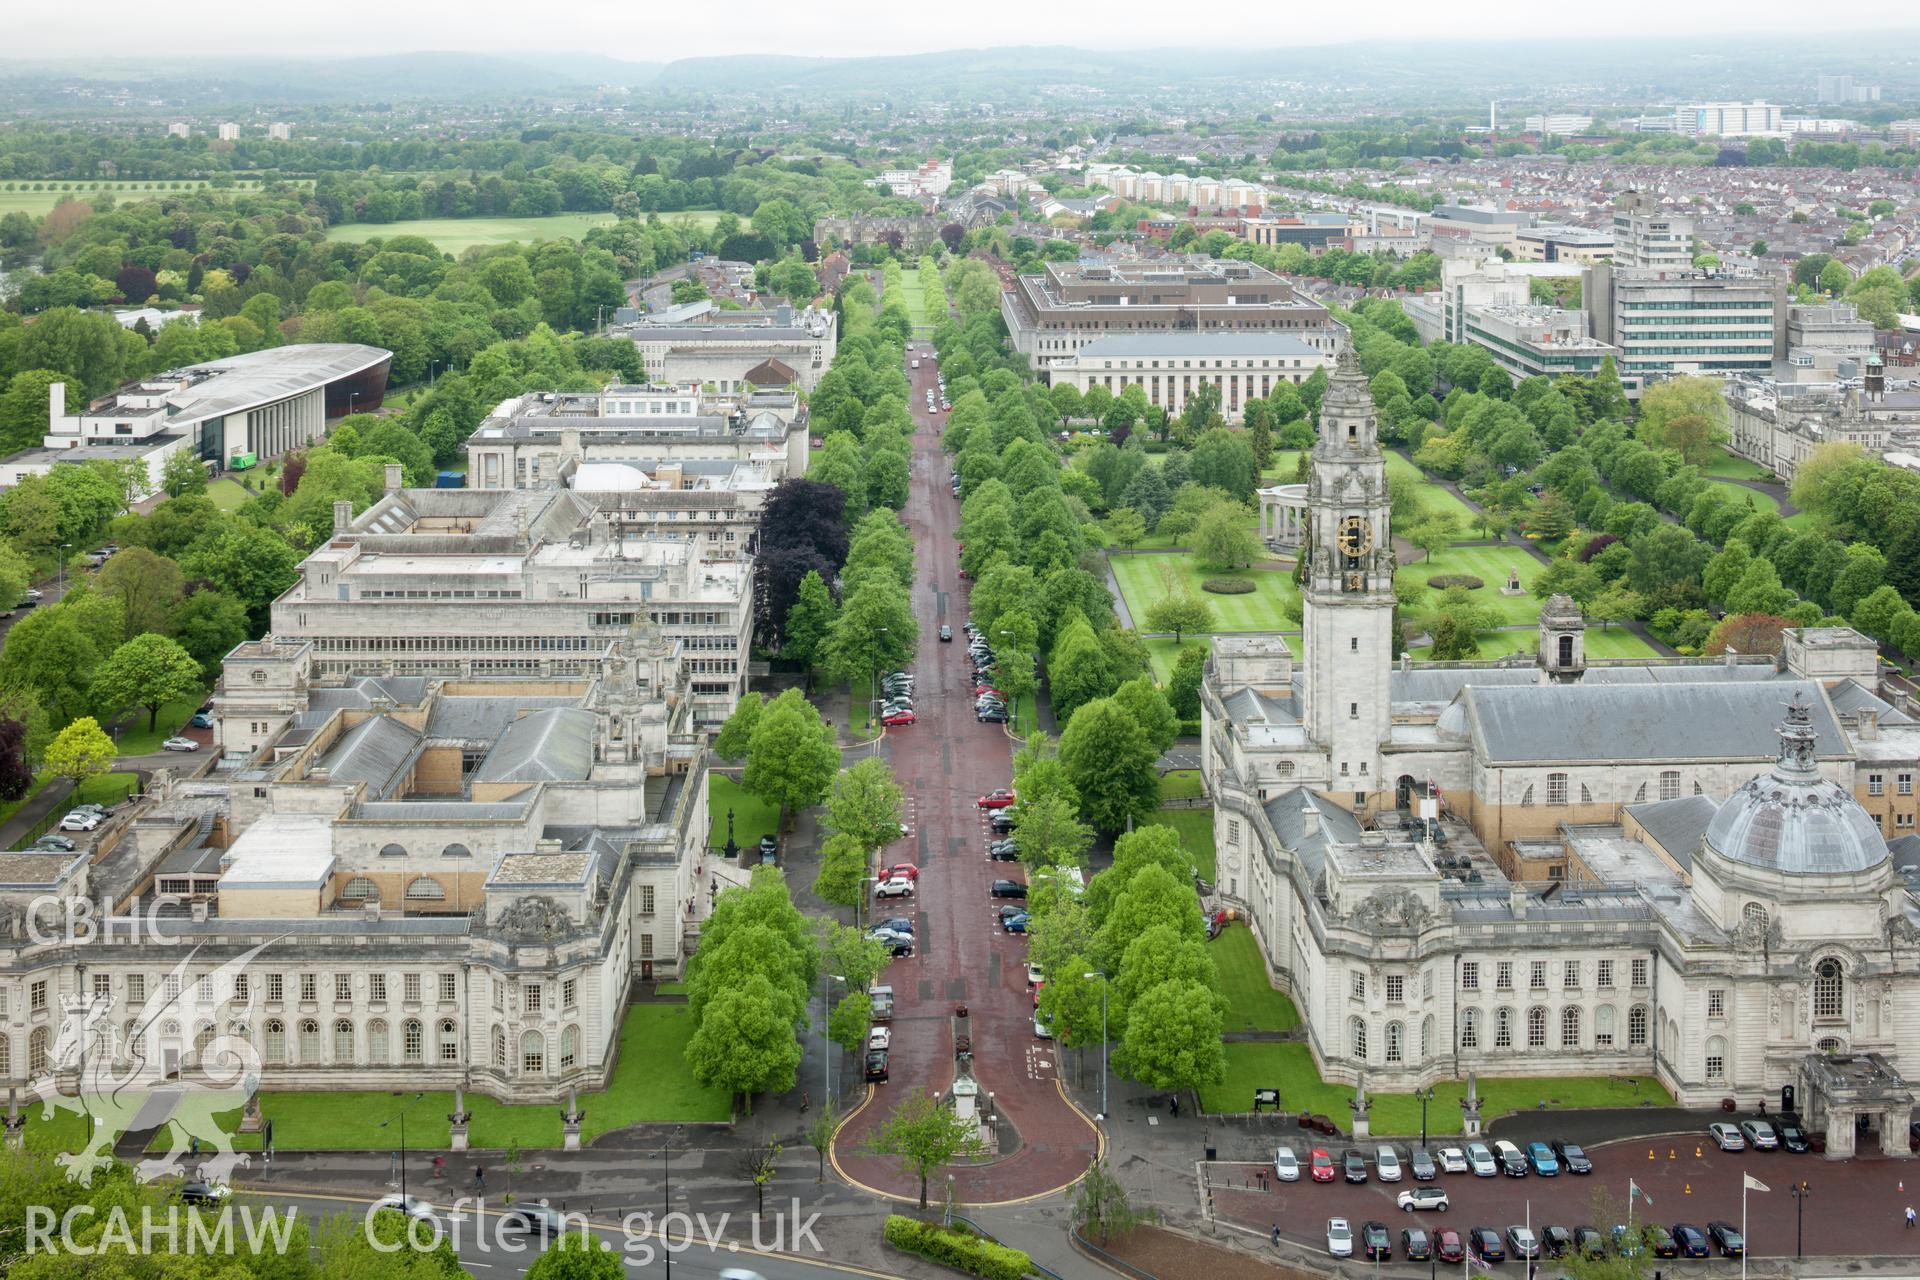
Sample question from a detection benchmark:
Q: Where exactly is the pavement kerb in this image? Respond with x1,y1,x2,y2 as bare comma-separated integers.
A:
829,1079,1105,1208
220,1183,903,1279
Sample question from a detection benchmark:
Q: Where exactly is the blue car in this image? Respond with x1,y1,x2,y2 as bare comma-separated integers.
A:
1001,912,1030,934
1527,1142,1559,1176
188,712,214,729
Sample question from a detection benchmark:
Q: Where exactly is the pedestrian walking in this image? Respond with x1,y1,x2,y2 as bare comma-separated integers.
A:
1169,1095,1179,1118
431,1156,444,1180
1270,1224,1280,1247
1905,1204,1915,1228
474,1165,486,1194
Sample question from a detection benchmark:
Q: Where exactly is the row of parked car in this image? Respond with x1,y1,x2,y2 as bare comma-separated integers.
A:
1278,1137,1594,1185
960,622,1010,723
875,670,917,727
1328,1217,1746,1264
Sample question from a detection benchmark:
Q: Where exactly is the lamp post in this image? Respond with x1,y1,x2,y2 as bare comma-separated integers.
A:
1083,970,1109,1120
1414,1085,1436,1150
347,392,358,418
378,1091,426,1206
821,972,846,1111
1790,1181,1810,1259
663,1124,683,1280
870,626,889,753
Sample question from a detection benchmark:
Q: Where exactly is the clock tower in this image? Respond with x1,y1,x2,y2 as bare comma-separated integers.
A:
1302,348,1395,803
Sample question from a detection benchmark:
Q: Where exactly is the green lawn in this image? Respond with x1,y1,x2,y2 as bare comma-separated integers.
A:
1200,1042,1673,1132
1705,479,1781,515
114,696,207,756
1396,544,1547,627
1111,553,1299,633
206,477,253,512
1700,446,1773,480
896,273,933,329
0,180,285,217
1159,770,1204,802
1210,927,1300,1033
708,775,779,852
325,214,620,253
1407,625,1658,662
1144,636,1210,684
1139,807,1216,882
148,1006,728,1153
1385,451,1479,530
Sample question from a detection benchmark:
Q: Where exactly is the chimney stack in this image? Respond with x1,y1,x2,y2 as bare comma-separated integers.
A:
1858,708,1879,741
384,463,403,493
333,500,352,533
47,380,66,430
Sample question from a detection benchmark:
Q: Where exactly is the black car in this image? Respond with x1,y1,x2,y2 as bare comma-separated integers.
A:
988,812,1015,833
1540,1225,1572,1259
1551,1139,1593,1173
978,709,1010,724
1467,1227,1504,1263
877,916,914,935
864,1049,889,1082
1647,1224,1679,1258
1706,1221,1744,1257
1573,1226,1606,1259
1775,1115,1810,1152
1342,1148,1368,1183
178,1181,228,1207
1401,1227,1432,1262
501,1204,566,1235
1671,1224,1708,1259
990,879,1027,899
1360,1221,1390,1261
938,625,952,642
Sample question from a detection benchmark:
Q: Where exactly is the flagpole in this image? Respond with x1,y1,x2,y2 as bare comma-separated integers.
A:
1741,1179,1748,1280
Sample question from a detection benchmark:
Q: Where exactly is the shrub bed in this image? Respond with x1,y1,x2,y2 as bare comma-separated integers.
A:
1201,577,1256,594
1426,574,1485,590
883,1215,1031,1280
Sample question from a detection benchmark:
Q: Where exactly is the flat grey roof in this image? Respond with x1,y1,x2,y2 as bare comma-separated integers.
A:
1464,679,1845,765
156,344,390,421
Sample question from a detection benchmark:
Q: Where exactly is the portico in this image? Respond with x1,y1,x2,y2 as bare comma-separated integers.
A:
1799,1052,1916,1160
1256,483,1308,550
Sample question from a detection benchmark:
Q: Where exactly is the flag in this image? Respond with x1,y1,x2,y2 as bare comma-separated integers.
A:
1630,1178,1653,1207
1744,1174,1771,1193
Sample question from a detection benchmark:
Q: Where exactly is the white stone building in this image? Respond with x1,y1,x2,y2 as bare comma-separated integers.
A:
1046,333,1332,423
609,304,837,393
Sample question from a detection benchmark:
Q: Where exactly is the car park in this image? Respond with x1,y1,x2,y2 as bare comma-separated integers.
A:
1505,1226,1539,1259
1551,1139,1592,1173
1540,1225,1572,1258
1709,1121,1746,1151
868,929,913,956
1375,1145,1402,1182
162,736,199,752
874,877,914,898
1739,1118,1778,1149
882,710,917,726
995,906,1025,929
1274,1146,1299,1182
988,810,1015,833
1775,1116,1810,1151
1492,1139,1528,1176
1401,1227,1432,1261
1526,1141,1559,1175
1309,1148,1335,1182
990,879,1027,899
1465,1143,1497,1177
876,916,913,935
1706,1221,1745,1257
1436,1147,1468,1174
501,1204,567,1236
1467,1227,1504,1263
977,790,1017,809
1434,1227,1465,1264
1671,1223,1708,1259
977,707,1010,724
1573,1226,1606,1259
1408,1147,1436,1180
1360,1221,1390,1261
988,841,1020,861
864,1049,889,1082
1342,1148,1368,1183
1326,1218,1353,1259
1396,1187,1450,1212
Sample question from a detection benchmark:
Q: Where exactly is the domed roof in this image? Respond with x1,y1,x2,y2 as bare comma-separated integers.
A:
1704,696,1888,876
1435,700,1471,742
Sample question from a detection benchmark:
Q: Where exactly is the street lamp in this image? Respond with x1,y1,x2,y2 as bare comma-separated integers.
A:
663,1123,684,1280
821,973,846,1111
1413,1085,1436,1150
870,626,889,750
1790,1181,1810,1259
378,1091,426,1206
1083,970,1109,1120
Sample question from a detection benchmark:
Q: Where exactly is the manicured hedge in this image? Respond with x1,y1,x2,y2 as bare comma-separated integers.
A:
1426,574,1484,590
1201,577,1255,594
883,1215,1031,1280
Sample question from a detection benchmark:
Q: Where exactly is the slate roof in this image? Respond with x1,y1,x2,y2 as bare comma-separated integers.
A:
1263,787,1363,885
472,708,597,785
320,716,423,797
1623,794,1719,869
426,696,583,742
1462,679,1846,765
1826,677,1917,726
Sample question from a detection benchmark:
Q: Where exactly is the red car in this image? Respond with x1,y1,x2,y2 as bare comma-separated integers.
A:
885,863,919,881
1309,1148,1336,1183
976,790,1018,809
1434,1228,1465,1264
882,710,916,726
974,685,1005,699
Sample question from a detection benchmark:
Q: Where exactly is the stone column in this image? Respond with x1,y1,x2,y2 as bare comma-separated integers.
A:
1824,1108,1856,1160
1350,1076,1372,1140
1882,1107,1913,1158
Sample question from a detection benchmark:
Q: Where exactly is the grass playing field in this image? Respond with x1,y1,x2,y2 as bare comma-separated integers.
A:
325,214,623,252
1700,445,1773,481
1144,636,1211,683
1705,478,1782,516
1111,552,1300,633
1385,450,1479,529
0,180,284,217
1395,543,1547,627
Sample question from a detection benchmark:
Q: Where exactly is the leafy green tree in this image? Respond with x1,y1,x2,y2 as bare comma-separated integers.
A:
166,588,249,677
813,832,868,910
1585,585,1644,630
1191,504,1261,571
825,756,906,853
822,576,916,694
90,632,203,732
524,1233,625,1280
0,543,31,615
864,1087,988,1209
1406,512,1458,562
1117,978,1227,1095
1012,790,1094,870
1113,925,1219,1033
44,715,115,787
1059,696,1161,834
161,449,209,498
1048,614,1115,723
1104,507,1147,550
712,692,765,763
1167,645,1207,721
0,607,101,725
828,991,874,1057
742,688,839,821
1144,590,1214,643
0,369,71,456
782,570,837,670
686,973,806,1114
0,715,34,803
1111,675,1178,755
1426,613,1478,660
1071,1159,1147,1245
180,524,301,628
93,546,183,642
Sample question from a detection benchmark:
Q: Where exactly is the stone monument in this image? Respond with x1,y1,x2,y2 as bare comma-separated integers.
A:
1461,1072,1483,1137
449,1085,471,1152
1349,1074,1372,1139
561,1085,585,1152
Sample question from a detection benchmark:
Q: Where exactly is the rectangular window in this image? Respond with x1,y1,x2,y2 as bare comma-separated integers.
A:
369,974,386,1002
524,983,543,1012
1659,770,1681,801
1530,961,1547,990
1708,989,1725,1017
1563,960,1580,989
92,973,111,998
1351,971,1366,1000
334,974,351,1002
166,974,183,1001
1496,962,1513,991
1705,1052,1725,1080
263,974,280,1002
30,980,47,1011
1227,819,1241,846
404,974,422,1003
439,974,457,1002
1631,958,1650,987
1596,960,1614,989
1423,969,1434,999
299,974,316,1002
640,884,656,916
563,979,578,1008
640,934,654,959
1460,962,1479,991
1899,773,1913,796
1869,774,1885,797
1385,975,1404,1004
233,974,248,1002
1546,773,1568,806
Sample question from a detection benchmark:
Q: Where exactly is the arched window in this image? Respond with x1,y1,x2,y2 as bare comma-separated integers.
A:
298,1019,320,1062
1277,760,1295,778
1814,958,1844,1021
1421,1015,1434,1060
405,876,445,901
520,1030,546,1075
1519,784,1535,807
561,1025,580,1072
1561,1006,1581,1049
369,1019,388,1062
438,1019,459,1064
1460,1008,1480,1050
1350,1017,1368,1060
380,843,408,859
1527,1006,1548,1049
1495,1007,1514,1049
341,877,379,902
28,1027,49,1077
1385,1021,1404,1064
441,844,472,859
1704,1035,1727,1080
1743,902,1769,931
1817,1036,1844,1054
333,1020,353,1060
1628,1005,1649,1047
1595,1005,1616,1048
265,1019,286,1064
492,1026,507,1070
403,1019,423,1063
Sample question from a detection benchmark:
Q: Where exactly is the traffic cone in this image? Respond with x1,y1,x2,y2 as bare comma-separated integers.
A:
1648,1148,1655,1160
1695,1145,1703,1158
1686,1183,1693,1195
1669,1148,1677,1160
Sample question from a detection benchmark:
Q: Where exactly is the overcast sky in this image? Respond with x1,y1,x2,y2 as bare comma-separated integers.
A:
9,0,1916,61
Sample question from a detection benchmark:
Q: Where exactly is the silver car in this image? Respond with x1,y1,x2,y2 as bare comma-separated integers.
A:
1376,1145,1403,1182
1274,1145,1300,1182
1465,1142,1498,1176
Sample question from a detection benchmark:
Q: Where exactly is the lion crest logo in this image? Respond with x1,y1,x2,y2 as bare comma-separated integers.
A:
31,938,276,1186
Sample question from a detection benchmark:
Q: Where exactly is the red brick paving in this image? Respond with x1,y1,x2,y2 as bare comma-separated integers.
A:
830,348,1102,1205
1212,1135,1920,1259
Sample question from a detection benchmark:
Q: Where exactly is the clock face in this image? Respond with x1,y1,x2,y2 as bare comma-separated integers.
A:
1337,516,1372,559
